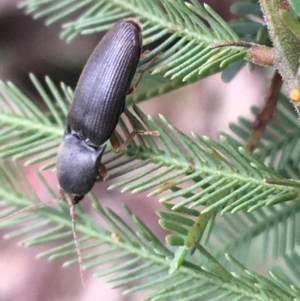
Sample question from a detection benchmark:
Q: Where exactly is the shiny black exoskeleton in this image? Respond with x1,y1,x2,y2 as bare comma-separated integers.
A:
56,19,142,202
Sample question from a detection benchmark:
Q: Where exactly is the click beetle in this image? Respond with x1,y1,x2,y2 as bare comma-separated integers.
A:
57,19,149,204
0,19,159,286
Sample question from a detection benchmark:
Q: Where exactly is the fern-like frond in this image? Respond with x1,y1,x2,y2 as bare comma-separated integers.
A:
226,93,300,177
0,160,299,300
2,77,300,258
273,249,300,285
230,2,267,46
20,0,246,86
208,202,300,267
107,105,299,211
220,2,267,82
0,75,69,170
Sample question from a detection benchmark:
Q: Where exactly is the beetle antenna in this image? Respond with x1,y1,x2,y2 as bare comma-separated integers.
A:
70,204,86,287
0,199,61,223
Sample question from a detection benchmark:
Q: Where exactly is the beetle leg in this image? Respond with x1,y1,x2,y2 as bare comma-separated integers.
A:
99,163,109,180
110,130,159,152
140,49,150,59
110,131,120,149
127,52,162,95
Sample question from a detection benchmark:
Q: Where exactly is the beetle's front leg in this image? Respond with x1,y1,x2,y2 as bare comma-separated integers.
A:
110,130,160,152
98,163,109,180
127,51,162,95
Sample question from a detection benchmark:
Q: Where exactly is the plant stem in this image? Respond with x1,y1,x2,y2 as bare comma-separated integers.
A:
259,0,300,91
210,42,275,66
245,71,282,152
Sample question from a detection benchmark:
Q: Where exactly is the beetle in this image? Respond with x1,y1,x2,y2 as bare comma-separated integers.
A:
1,19,159,287
56,18,149,204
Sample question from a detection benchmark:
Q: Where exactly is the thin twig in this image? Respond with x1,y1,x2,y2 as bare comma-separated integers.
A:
245,70,282,152
209,41,253,49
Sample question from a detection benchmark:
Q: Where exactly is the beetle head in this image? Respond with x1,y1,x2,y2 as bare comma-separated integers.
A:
56,126,105,202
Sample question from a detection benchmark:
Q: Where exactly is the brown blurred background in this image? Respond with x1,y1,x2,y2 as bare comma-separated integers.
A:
0,1,266,300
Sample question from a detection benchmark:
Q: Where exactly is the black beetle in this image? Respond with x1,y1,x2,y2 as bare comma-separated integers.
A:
56,19,143,203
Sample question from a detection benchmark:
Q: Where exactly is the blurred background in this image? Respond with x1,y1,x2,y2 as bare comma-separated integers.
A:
0,0,267,300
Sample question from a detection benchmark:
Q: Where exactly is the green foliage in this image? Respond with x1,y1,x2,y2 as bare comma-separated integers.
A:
1,0,300,300
281,10,300,41
289,0,300,18
223,1,270,82
226,93,300,176
1,71,300,300
20,0,246,88
1,160,299,300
